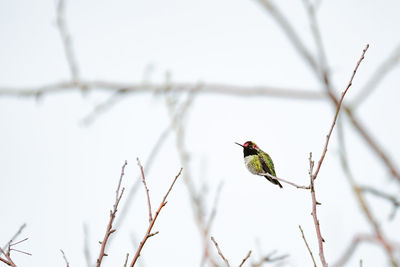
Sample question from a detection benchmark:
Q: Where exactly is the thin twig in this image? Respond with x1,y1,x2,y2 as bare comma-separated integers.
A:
312,44,369,180
239,250,252,267
129,168,183,267
352,43,400,107
263,173,310,189
60,249,70,267
210,236,230,267
298,225,317,267
137,158,153,223
96,160,128,267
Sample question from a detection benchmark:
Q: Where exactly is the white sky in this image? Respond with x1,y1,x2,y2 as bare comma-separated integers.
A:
0,0,399,266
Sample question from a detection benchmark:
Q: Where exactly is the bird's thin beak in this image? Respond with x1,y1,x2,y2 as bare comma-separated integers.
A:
235,142,244,148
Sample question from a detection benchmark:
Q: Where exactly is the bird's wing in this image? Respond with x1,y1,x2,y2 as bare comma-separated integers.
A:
259,153,276,177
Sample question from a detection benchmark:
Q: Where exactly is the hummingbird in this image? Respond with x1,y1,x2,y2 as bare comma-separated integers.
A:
235,141,282,188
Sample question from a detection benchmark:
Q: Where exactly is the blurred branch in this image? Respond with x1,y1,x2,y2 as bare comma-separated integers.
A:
333,234,400,267
129,168,183,267
343,107,400,182
298,225,317,267
83,223,92,267
96,161,127,267
257,0,318,71
210,236,230,267
60,249,70,267
337,114,399,267
165,83,219,267
360,186,400,219
56,0,80,82
137,158,153,223
0,81,324,100
251,250,289,267
352,43,400,107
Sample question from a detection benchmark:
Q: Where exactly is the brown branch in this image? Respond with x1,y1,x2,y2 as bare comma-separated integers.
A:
137,158,153,223
60,249,70,267
0,248,16,267
263,173,310,189
129,168,183,267
210,236,230,267
312,44,369,180
96,160,127,267
308,153,327,267
239,250,252,267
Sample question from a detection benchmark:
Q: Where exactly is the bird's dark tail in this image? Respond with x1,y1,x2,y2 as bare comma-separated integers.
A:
264,176,283,188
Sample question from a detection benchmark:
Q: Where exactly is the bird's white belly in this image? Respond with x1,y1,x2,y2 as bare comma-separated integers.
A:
244,156,258,175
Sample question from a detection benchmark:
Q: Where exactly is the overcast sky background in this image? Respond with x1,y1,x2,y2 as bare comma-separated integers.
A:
0,0,400,266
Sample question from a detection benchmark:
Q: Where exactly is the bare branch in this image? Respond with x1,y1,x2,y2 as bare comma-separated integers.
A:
137,158,153,223
96,160,128,267
298,225,317,267
309,152,327,267
210,236,230,267
239,250,252,267
129,168,183,267
60,249,70,267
